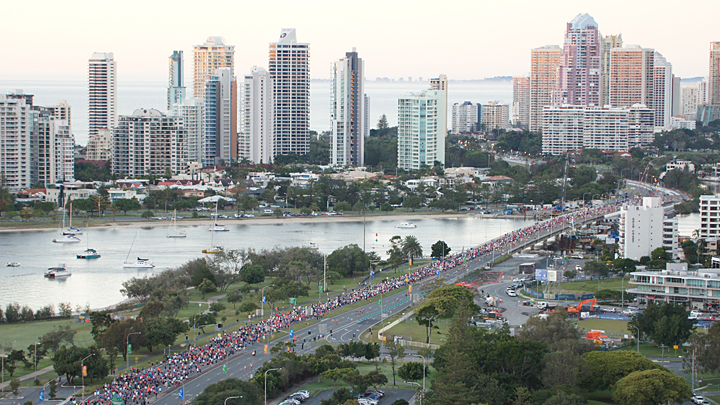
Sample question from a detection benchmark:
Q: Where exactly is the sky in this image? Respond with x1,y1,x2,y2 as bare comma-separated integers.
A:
1,0,719,82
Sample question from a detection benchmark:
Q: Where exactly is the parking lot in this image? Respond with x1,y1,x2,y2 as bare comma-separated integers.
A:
295,389,415,405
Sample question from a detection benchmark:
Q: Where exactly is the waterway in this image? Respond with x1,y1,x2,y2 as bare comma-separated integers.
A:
0,216,534,310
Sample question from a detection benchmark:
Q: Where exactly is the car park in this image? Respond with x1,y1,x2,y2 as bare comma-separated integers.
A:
294,391,310,398
288,394,305,402
365,389,385,398
283,398,301,405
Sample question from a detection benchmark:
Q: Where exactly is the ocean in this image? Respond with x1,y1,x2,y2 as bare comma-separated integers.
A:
0,79,512,146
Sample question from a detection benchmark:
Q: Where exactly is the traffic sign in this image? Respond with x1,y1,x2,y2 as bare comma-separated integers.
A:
290,329,294,338
222,364,227,374
39,390,45,402
264,344,269,354
112,396,123,405
370,270,374,279
289,298,297,305
262,296,266,304
179,388,184,400
127,344,132,354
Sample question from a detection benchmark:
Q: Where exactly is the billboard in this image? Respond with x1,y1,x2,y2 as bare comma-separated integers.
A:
547,270,557,282
535,269,548,281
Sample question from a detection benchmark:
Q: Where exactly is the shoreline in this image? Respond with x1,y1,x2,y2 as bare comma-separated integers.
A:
0,211,531,233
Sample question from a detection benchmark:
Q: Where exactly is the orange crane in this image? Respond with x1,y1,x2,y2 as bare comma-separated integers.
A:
567,298,597,314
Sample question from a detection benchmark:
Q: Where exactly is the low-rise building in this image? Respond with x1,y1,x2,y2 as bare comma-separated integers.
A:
665,159,695,173
107,188,139,203
670,116,697,130
628,263,720,310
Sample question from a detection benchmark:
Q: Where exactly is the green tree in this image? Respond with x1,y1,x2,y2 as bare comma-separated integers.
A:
239,264,265,285
386,236,405,271
398,362,425,381
98,319,146,361
581,351,664,390
378,114,389,130
386,340,405,386
237,302,259,316
192,378,259,405
583,261,609,277
686,322,720,373
112,198,141,214
402,235,423,263
628,302,694,346
143,317,189,352
198,278,218,298
40,325,77,352
431,240,451,259
10,378,20,396
327,244,370,277
402,195,423,211
141,210,155,219
612,369,691,405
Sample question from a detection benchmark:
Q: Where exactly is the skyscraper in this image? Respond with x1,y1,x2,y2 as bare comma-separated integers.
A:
269,28,310,157
552,14,601,107
601,34,623,106
653,52,673,129
203,68,237,166
710,42,720,105
609,45,654,110
530,45,562,132
34,108,74,185
172,99,204,163
193,37,234,101
451,102,480,133
88,52,117,139
331,49,365,167
168,50,186,110
481,102,510,130
240,67,274,164
0,94,33,192
397,90,446,171
512,77,530,128
682,85,701,120
430,75,449,132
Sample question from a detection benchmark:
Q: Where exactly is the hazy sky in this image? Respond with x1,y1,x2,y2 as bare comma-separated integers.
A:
2,0,719,82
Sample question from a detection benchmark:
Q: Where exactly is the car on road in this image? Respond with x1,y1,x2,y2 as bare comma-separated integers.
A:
294,391,310,399
575,265,582,271
288,394,306,402
571,253,584,259
358,398,378,405
506,289,517,297
692,395,709,404
283,398,301,405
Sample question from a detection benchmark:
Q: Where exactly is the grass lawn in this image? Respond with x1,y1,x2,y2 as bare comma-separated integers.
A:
557,277,631,296
301,360,432,396
575,319,630,337
708,396,720,404
619,342,685,359
0,318,94,352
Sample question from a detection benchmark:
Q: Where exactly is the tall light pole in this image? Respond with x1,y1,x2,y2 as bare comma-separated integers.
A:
225,396,242,405
126,331,141,374
631,325,640,354
33,342,40,381
265,368,282,405
81,353,94,400
1,354,6,394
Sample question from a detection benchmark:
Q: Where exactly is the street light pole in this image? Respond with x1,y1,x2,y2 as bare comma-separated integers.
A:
126,331,142,374
225,396,242,405
81,353,94,400
631,326,640,353
417,354,426,403
33,342,40,380
265,368,282,405
1,354,6,394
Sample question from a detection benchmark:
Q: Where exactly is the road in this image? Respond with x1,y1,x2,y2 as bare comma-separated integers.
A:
302,389,415,405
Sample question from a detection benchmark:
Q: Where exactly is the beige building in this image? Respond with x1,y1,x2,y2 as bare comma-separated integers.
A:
530,45,562,132
512,77,530,128
86,129,113,161
609,45,654,110
481,102,509,131
0,94,33,192
601,34,623,106
193,37,234,101
430,75,449,133
682,85,701,120
710,42,720,105
88,52,117,139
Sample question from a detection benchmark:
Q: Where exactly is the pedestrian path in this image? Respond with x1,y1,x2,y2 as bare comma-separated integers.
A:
0,365,55,389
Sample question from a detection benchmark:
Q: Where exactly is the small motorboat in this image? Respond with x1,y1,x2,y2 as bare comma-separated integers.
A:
208,224,229,232
77,248,101,259
202,246,224,254
123,257,155,269
6,262,20,267
63,227,83,236
395,222,417,229
53,235,81,243
45,264,71,279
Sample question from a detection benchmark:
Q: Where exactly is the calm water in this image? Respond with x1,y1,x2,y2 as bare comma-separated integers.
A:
0,216,532,310
0,80,512,146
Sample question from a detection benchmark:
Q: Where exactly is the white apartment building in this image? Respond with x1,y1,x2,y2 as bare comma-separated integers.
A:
86,129,113,161
203,68,236,166
481,102,509,131
530,45,562,132
619,197,665,261
451,102,479,133
193,37,234,101
48,100,71,128
666,159,695,173
512,77,530,129
542,104,654,154
240,67,274,164
682,85,701,121
0,94,34,192
700,194,720,239
653,52,673,130
663,217,681,260
269,28,310,157
88,52,117,139
670,116,696,130
34,108,74,185
397,90,446,171
171,99,204,164
112,108,187,177
430,75,449,134
629,263,720,310
331,49,366,166
167,50,186,110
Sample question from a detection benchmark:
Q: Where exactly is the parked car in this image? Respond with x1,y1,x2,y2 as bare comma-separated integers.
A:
365,389,385,398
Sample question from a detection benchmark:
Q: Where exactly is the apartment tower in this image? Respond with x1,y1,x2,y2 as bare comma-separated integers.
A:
331,49,366,166
203,68,237,166
88,52,117,138
512,77,530,128
529,45,562,132
168,50,186,110
609,45,654,111
451,102,480,133
710,42,720,105
397,90,446,171
193,37,235,101
240,67,274,164
653,52,673,129
430,75,449,133
269,28,310,157
552,14,601,107
601,34,623,106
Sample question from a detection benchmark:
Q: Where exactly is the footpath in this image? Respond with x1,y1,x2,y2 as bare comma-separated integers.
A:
0,365,54,389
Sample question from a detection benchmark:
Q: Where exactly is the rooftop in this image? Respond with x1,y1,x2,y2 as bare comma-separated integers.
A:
570,13,598,30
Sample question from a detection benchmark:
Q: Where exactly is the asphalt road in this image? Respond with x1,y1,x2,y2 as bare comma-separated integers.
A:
301,389,415,405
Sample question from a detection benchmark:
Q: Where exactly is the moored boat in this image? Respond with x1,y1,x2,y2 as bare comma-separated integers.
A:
45,264,71,278
395,222,417,229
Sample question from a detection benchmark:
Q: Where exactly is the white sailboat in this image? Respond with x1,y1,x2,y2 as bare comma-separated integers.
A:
63,202,83,235
203,202,225,253
53,234,81,243
167,209,187,238
123,229,155,269
395,222,417,229
209,201,229,232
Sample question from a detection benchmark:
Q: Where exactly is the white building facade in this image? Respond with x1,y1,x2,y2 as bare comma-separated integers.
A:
0,94,33,192
203,68,237,166
451,102,479,134
331,49,365,166
653,52,673,130
700,194,720,239
481,102,510,130
171,99,204,164
397,90,446,171
88,52,117,139
619,197,665,261
240,67,274,164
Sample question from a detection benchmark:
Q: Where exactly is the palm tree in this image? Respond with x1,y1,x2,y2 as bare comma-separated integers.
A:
402,235,423,264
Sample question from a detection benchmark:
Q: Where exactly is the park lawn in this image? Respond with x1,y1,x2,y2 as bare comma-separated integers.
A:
619,343,685,359
708,396,720,404
364,308,450,346
0,318,94,352
557,277,631,296
301,360,431,396
575,319,630,337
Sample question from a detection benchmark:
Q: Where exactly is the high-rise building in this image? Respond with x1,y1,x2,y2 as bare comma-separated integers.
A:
481,102,510,131
193,37,234,101
710,42,720,105
700,194,720,239
364,95,370,138
619,197,666,261
653,52,673,129
269,28,310,157
512,77,530,128
112,108,187,177
698,80,709,105
168,50,186,110
552,14,601,107
240,67,274,164
609,45,654,111
430,75,449,132
331,49,365,167
601,34,623,106
451,102,480,133
88,52,117,139
171,99,204,164
397,90,446,171
542,104,653,154
203,68,237,166
48,100,71,128
34,108,74,186
86,129,113,161
530,45,562,132
682,85,701,120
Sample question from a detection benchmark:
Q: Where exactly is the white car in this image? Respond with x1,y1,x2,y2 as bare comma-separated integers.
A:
506,289,517,297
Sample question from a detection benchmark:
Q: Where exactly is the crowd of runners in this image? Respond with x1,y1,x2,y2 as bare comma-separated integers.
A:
84,202,626,405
